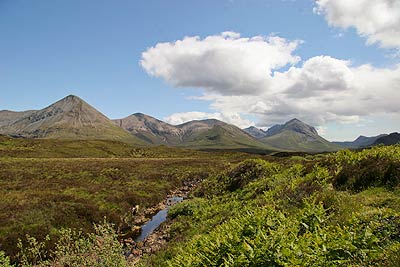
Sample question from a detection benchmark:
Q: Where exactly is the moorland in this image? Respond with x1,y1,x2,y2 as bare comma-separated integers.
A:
0,95,399,266
0,135,399,266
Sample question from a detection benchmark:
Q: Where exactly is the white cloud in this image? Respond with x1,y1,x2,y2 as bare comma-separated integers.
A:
142,32,400,134
141,32,301,95
314,0,400,49
164,111,253,128
181,56,400,128
316,125,328,136
277,56,354,98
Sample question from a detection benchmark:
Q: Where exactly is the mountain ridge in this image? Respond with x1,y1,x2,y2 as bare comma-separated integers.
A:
115,113,272,150
372,132,400,146
1,95,395,152
245,119,340,152
0,95,146,145
334,134,388,148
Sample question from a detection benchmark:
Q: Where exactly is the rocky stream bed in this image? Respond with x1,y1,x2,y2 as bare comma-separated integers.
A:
119,180,198,265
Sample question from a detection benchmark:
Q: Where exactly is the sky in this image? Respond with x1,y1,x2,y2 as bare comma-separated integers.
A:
0,0,399,141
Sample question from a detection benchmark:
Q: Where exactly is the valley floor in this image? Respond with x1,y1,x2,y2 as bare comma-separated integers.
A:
0,138,265,265
1,141,399,266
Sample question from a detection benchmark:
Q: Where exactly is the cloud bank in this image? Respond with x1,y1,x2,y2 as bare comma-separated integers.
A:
314,0,400,49
141,31,400,131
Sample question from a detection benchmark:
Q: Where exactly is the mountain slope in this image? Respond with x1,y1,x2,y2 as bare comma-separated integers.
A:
176,119,273,150
113,114,275,151
113,113,182,145
259,118,340,152
0,110,36,127
0,95,146,145
334,134,387,148
243,126,267,139
372,132,400,146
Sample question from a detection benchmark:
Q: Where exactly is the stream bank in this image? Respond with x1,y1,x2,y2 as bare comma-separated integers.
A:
121,180,199,265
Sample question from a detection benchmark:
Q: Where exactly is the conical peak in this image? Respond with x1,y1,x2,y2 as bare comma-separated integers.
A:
62,94,84,103
285,118,304,126
280,118,318,136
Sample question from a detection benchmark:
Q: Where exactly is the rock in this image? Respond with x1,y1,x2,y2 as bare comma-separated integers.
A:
131,248,142,257
119,226,141,239
131,205,139,215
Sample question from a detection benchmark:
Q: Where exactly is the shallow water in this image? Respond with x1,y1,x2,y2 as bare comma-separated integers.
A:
134,196,183,242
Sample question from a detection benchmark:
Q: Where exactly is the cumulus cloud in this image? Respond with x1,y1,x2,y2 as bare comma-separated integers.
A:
179,56,400,127
164,111,254,128
141,32,301,95
142,32,400,132
277,56,354,98
314,0,400,49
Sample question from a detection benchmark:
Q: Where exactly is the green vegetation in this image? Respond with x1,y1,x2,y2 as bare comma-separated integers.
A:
140,145,400,266
261,129,340,152
0,135,223,158
1,139,399,266
0,137,260,263
16,222,127,267
176,125,273,150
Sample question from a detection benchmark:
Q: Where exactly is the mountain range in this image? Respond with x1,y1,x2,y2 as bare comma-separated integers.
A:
0,95,397,153
332,134,387,148
0,95,146,145
244,119,341,152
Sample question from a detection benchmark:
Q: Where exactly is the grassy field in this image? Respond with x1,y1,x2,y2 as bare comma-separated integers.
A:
0,137,265,262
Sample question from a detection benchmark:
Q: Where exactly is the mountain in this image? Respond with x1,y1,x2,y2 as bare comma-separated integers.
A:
0,110,35,127
113,113,182,145
259,118,340,152
115,115,273,150
372,132,400,146
264,124,285,137
334,134,387,148
243,126,267,139
0,95,146,145
176,119,273,150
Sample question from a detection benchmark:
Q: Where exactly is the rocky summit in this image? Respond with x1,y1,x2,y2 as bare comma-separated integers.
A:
255,118,341,152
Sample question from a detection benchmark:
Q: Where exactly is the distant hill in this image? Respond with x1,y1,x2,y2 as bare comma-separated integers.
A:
258,119,340,152
243,126,267,139
176,119,273,150
5,95,388,153
334,134,387,148
0,95,146,145
113,113,182,145
115,115,274,150
0,96,273,151
372,132,400,146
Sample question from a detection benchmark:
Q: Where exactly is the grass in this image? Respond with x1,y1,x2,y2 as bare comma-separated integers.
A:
0,137,266,262
3,135,399,266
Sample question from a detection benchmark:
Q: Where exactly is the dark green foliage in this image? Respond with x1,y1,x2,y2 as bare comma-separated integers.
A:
332,146,400,191
141,145,400,266
197,159,280,196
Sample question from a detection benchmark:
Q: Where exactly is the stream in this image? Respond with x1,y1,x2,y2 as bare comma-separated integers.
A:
134,196,184,242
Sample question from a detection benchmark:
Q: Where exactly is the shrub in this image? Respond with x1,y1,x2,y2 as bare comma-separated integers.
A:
0,251,13,267
198,159,280,196
16,222,127,267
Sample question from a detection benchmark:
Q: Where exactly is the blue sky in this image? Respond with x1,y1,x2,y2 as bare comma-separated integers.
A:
1,0,399,141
